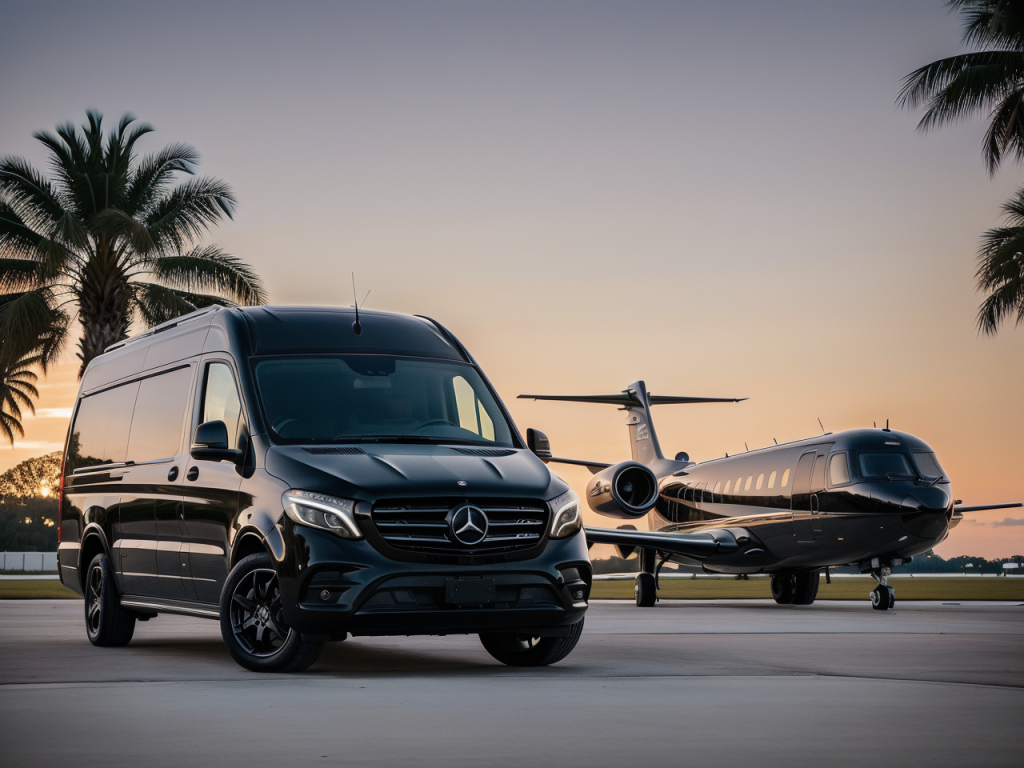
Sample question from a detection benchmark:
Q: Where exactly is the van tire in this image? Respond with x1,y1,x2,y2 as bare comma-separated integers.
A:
85,553,136,647
479,618,584,667
220,553,324,672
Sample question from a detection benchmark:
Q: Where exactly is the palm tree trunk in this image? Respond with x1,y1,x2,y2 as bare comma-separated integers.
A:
76,248,132,376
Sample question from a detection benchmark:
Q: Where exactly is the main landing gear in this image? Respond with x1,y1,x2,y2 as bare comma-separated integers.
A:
770,571,820,605
869,566,895,611
634,548,662,607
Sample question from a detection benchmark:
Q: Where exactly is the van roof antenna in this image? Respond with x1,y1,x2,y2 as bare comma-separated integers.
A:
817,417,825,434
351,273,364,336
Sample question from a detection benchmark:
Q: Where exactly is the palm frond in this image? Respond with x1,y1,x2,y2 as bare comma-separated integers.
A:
143,178,237,254
0,258,41,291
0,289,62,363
898,50,1024,114
0,350,41,445
0,156,73,237
983,88,1024,169
133,281,235,328
976,186,1024,334
952,0,1024,52
123,144,199,217
148,245,266,305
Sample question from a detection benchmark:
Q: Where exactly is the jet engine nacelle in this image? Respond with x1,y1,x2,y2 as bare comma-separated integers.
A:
585,461,660,519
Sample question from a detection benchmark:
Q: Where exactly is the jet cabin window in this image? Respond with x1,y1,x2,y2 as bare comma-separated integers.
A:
202,363,244,450
781,468,790,487
254,356,514,446
828,452,851,486
768,470,777,489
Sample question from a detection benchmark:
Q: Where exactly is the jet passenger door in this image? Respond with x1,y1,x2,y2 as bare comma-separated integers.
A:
791,451,817,543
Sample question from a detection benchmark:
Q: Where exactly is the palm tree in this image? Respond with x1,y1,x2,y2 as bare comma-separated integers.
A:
977,190,1024,331
0,349,40,446
899,1,1024,334
899,0,1024,175
0,110,265,376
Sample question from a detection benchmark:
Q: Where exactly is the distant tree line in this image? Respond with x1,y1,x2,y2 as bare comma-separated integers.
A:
0,497,58,552
590,551,1021,575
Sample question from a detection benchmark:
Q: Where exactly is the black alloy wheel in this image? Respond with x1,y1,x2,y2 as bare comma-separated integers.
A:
84,553,136,647
792,571,820,605
770,574,795,604
479,618,585,667
635,572,657,607
220,553,323,672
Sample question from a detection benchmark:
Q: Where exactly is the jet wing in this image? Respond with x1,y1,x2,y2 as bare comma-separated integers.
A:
585,526,740,560
954,502,1022,513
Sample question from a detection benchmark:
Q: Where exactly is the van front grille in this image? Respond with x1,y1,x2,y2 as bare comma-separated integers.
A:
371,499,548,556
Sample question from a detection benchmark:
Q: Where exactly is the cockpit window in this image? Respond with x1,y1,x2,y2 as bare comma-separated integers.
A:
828,452,851,486
913,452,947,481
858,452,914,479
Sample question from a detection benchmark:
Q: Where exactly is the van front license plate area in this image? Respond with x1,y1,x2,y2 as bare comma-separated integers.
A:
445,578,496,606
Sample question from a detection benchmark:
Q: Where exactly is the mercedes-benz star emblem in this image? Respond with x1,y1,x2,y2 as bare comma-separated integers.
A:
448,504,489,546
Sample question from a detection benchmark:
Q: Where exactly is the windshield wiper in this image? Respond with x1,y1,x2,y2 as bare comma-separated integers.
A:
885,472,916,481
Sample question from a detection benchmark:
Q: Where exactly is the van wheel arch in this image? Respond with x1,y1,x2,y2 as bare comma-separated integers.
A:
79,533,108,592
231,532,269,568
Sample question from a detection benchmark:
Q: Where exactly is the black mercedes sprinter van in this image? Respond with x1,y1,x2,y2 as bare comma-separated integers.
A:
57,306,590,671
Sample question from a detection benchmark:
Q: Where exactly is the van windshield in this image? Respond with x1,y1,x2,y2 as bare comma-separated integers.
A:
254,356,515,446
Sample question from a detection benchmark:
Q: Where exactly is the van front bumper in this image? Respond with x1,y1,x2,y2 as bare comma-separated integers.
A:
275,525,591,637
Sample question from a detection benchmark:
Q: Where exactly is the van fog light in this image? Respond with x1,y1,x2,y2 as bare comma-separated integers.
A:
320,590,331,601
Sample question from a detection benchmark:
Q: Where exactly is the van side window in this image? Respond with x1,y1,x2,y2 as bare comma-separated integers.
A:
127,367,192,462
828,452,851,486
202,363,243,449
66,381,140,472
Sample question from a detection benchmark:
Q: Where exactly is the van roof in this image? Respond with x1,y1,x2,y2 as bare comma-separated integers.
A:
83,306,469,394
239,306,467,360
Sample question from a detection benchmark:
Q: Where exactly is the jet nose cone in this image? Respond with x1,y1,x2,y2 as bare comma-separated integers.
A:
902,486,951,514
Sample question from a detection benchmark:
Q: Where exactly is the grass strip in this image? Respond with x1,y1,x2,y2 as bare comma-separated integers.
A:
0,580,80,599
590,577,1024,601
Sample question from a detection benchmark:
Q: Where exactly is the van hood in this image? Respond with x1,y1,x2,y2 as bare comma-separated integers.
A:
264,444,565,502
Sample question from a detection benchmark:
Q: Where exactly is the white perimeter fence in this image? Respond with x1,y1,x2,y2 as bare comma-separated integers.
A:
1,552,59,571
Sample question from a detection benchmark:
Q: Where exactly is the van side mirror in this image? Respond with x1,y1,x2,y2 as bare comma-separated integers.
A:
191,420,243,463
526,428,552,460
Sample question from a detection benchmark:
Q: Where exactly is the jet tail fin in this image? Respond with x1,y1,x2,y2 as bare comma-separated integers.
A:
518,381,745,467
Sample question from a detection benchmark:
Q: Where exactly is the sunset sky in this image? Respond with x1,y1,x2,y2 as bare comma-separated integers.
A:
1,0,1021,558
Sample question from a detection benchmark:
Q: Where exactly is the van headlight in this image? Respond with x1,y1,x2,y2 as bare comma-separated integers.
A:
548,489,582,539
283,490,363,540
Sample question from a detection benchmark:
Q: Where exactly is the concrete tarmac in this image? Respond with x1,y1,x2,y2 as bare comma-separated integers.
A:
1,599,1021,767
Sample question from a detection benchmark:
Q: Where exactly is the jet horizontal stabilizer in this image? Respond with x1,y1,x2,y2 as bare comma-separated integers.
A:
585,526,739,560
518,393,746,405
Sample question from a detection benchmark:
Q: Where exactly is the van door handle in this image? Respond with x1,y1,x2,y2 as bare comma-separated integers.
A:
167,466,179,482
186,467,199,482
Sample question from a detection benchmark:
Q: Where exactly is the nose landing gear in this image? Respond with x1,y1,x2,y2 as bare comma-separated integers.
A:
869,566,895,611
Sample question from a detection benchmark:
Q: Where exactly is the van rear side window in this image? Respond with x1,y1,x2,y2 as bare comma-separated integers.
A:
126,367,193,462
67,381,140,471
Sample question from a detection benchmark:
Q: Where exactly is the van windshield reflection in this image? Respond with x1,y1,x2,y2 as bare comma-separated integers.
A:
254,356,515,446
